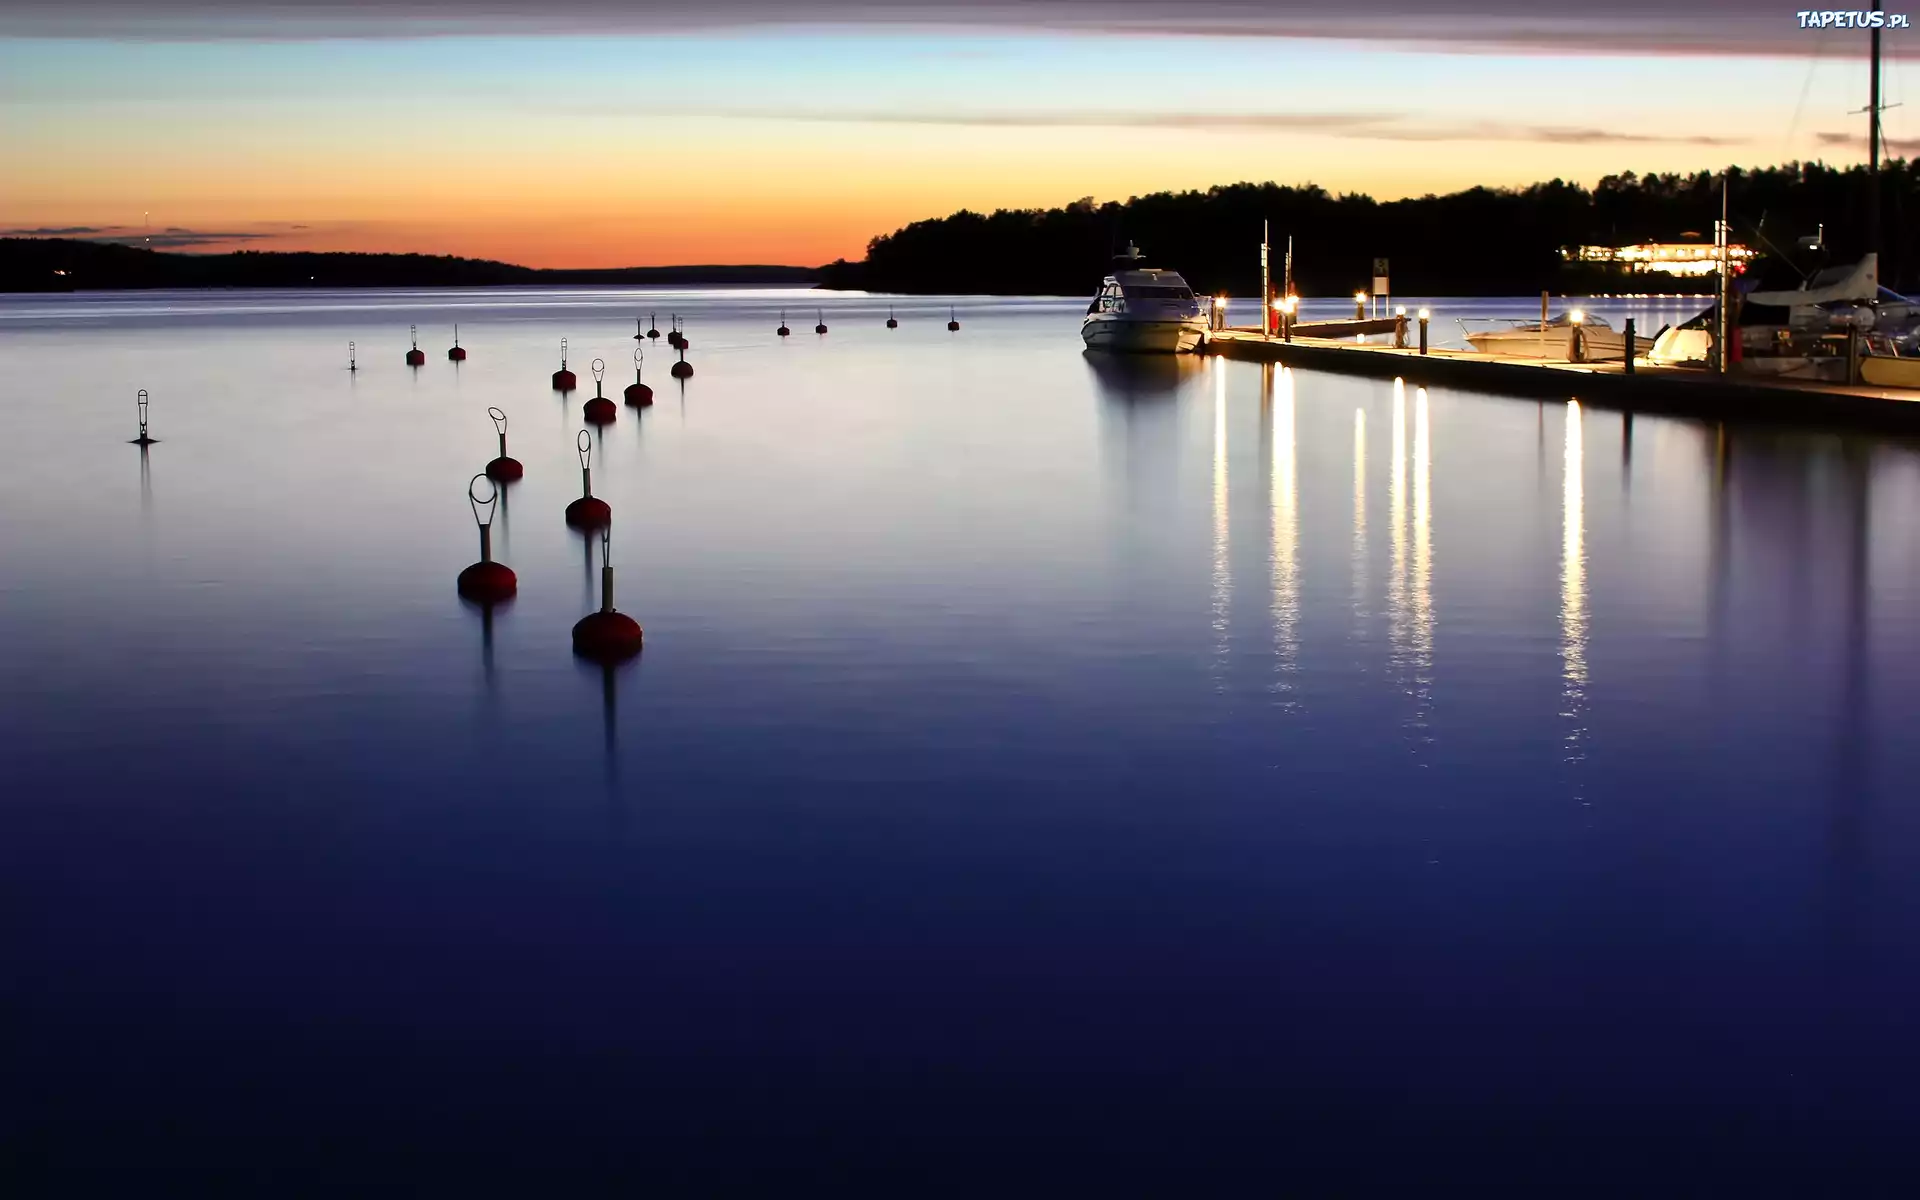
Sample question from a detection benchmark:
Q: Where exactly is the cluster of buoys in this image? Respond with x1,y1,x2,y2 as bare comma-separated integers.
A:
455,418,639,663
405,324,426,366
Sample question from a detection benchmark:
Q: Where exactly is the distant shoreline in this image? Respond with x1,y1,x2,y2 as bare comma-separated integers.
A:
0,239,824,294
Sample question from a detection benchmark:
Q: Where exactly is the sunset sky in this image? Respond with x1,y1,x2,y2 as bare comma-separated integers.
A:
0,2,1907,266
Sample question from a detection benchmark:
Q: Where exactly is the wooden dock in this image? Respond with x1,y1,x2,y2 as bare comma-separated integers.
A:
1204,330,1920,435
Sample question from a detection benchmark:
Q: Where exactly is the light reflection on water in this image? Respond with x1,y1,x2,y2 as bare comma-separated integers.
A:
3,289,1920,1186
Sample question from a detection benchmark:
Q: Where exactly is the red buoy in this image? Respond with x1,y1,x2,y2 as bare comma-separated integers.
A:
671,342,693,379
886,306,898,329
815,308,828,335
405,323,426,366
572,525,643,663
777,308,790,337
553,337,577,391
564,429,612,529
624,349,654,407
647,312,660,341
457,475,518,602
947,306,960,332
584,358,617,424
448,324,467,361
484,406,523,481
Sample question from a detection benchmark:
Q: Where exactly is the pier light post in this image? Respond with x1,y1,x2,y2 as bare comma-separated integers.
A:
1354,292,1367,320
1569,310,1586,364
1280,296,1297,342
1417,309,1430,355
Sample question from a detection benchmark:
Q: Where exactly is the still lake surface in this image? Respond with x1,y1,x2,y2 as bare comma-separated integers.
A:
3,288,1918,1188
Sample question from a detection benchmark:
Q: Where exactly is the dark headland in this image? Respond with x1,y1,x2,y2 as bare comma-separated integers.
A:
0,239,819,293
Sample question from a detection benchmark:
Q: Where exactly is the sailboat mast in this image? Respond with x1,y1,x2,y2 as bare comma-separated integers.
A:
1870,0,1883,258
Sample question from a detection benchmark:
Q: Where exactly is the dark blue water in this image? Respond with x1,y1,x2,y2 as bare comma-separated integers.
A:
3,289,1917,1190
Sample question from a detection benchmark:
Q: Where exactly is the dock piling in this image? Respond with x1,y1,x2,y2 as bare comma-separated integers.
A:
1624,319,1636,375
1417,309,1429,355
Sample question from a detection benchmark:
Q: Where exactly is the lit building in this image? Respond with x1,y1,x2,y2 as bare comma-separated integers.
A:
1564,242,1757,277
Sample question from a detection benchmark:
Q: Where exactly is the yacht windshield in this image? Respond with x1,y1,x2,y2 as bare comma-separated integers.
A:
1124,285,1194,300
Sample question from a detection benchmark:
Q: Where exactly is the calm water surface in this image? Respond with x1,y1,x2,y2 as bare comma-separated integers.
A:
3,288,1918,1189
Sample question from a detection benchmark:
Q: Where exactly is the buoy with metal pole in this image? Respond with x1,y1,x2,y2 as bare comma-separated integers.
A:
552,337,577,391
647,313,660,341
886,306,897,329
565,430,612,529
457,474,517,602
670,341,693,379
777,309,790,337
130,389,157,445
624,348,654,407
947,306,960,332
405,324,426,366
572,521,644,662
485,407,523,481
348,341,357,373
584,358,617,425
448,324,467,361
815,309,828,335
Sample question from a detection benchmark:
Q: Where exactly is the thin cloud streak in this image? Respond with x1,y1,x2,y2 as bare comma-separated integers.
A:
1818,130,1920,156
1,224,282,248
0,1,1859,56
651,107,1744,146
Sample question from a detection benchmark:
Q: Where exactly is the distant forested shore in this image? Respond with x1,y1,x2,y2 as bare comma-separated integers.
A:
0,240,820,293
816,161,1916,297
9,161,1911,298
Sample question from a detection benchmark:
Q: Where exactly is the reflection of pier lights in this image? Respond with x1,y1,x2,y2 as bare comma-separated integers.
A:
1352,407,1367,631
1388,380,1409,671
1410,387,1434,734
1211,361,1231,677
1268,366,1299,700
1561,401,1589,772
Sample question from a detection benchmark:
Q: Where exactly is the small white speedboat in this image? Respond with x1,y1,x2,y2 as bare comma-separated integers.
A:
1082,244,1209,354
1463,311,1627,361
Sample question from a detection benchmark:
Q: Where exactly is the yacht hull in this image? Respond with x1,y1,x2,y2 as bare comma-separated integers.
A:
1081,316,1207,354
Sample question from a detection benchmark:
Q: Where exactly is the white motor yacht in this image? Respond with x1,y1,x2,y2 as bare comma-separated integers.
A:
1462,311,1627,361
1082,244,1209,354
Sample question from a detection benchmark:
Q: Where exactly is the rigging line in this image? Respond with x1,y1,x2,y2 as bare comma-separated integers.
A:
1784,35,1826,161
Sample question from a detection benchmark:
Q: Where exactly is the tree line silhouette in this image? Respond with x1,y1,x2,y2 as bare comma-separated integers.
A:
818,161,1916,297
0,240,817,293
